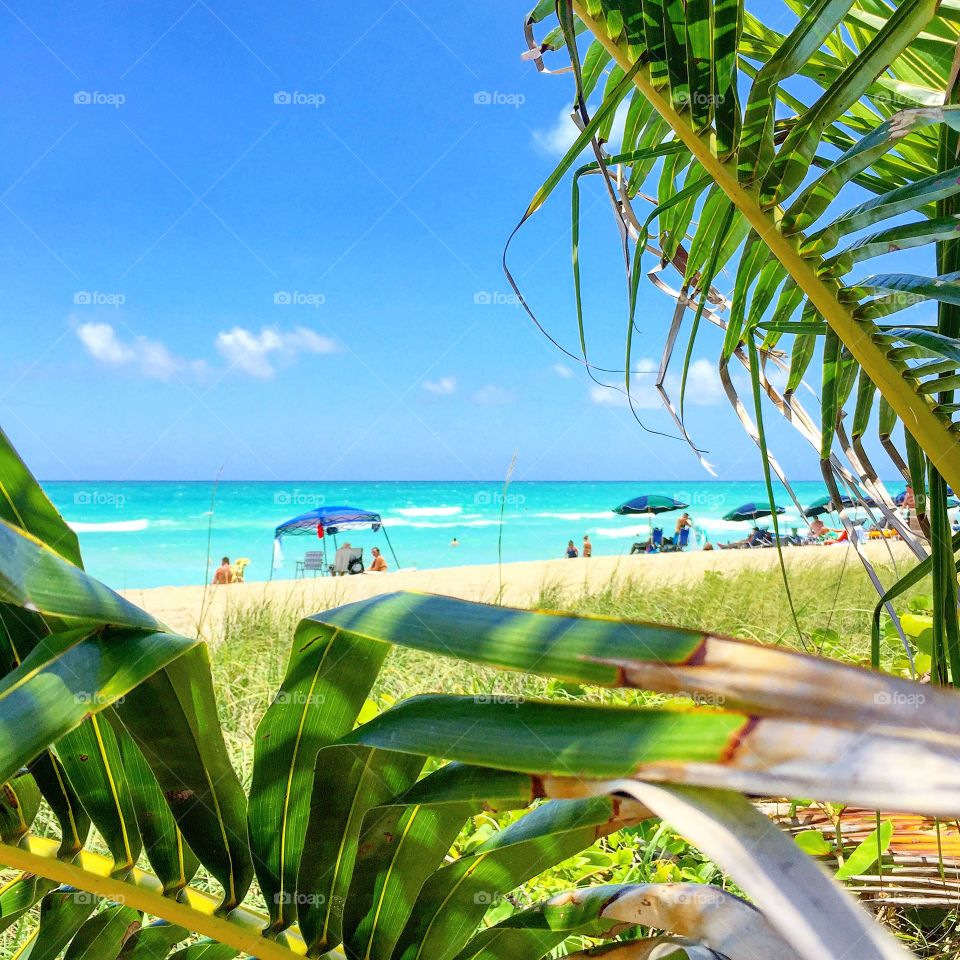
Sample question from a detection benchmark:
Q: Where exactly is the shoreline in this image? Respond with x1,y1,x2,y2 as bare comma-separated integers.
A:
121,540,915,639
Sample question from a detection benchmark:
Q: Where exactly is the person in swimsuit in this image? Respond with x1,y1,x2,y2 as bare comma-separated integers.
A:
213,557,233,584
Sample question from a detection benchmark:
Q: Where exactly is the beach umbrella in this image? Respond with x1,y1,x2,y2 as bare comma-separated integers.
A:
613,494,689,516
893,487,960,510
803,494,877,518
613,494,688,537
723,502,785,523
893,489,959,507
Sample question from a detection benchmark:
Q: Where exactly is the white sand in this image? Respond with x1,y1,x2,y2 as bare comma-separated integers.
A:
120,540,915,639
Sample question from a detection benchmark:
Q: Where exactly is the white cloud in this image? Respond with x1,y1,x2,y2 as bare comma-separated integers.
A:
682,358,725,404
215,326,338,379
75,322,186,381
590,359,660,409
77,321,336,381
552,363,574,379
533,101,629,158
589,385,631,408
589,358,723,410
423,376,457,396
76,322,134,364
473,384,515,406
533,108,580,156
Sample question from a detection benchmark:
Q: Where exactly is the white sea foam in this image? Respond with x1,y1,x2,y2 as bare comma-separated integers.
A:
533,511,614,521
68,519,150,533
695,514,806,532
393,506,463,518
385,518,501,529
592,525,653,539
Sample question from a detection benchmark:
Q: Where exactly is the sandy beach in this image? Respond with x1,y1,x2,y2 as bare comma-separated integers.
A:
121,540,916,639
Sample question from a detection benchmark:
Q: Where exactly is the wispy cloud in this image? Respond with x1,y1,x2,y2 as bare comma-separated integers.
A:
76,321,336,381
473,384,515,406
75,321,196,381
532,102,629,158
422,376,457,396
589,384,630,408
552,363,574,379
214,326,338,379
589,358,723,409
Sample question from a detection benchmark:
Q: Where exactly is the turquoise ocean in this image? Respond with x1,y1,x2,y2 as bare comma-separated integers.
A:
43,480,881,589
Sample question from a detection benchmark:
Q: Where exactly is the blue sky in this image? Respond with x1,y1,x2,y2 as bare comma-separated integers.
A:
0,1,913,482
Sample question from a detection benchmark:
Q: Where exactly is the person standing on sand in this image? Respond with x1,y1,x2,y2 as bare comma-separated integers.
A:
565,540,579,558
903,483,922,535
582,535,592,557
212,557,233,584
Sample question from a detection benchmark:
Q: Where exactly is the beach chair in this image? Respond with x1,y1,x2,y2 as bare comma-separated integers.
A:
662,527,690,553
296,550,325,578
629,528,663,554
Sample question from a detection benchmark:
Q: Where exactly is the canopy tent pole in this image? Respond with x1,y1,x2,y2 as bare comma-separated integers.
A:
381,524,400,568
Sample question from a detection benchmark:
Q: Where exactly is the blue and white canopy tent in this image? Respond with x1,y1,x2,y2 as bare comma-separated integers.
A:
271,505,400,575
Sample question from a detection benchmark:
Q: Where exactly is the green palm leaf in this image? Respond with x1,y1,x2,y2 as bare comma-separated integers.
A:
62,903,140,960
0,626,196,786
297,745,422,954
117,647,252,911
248,620,390,930
117,920,188,960
391,797,633,960
26,887,100,960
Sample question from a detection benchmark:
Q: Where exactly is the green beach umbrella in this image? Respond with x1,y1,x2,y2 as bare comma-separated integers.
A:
722,502,785,523
613,495,689,516
803,494,877,519
613,494,688,536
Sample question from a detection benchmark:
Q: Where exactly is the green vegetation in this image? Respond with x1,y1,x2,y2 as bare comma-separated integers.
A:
3,560,940,959
5,0,960,957
1,438,952,960
515,0,960,683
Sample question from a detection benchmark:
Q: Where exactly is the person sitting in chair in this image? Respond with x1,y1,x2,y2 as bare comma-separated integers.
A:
728,527,762,548
809,518,828,539
333,542,354,576
369,547,387,572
